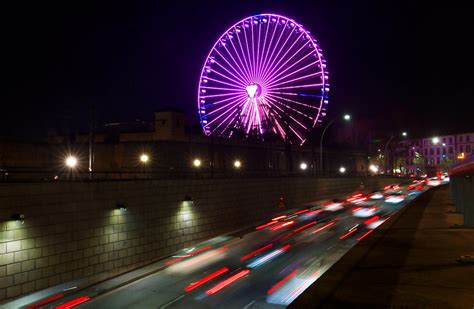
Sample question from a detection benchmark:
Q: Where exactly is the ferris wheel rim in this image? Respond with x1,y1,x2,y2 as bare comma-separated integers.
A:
197,13,329,145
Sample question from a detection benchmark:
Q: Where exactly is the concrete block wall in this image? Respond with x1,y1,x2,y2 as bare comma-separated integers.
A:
0,176,400,301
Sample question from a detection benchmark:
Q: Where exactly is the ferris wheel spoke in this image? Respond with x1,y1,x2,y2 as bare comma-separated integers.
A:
256,19,271,77
210,66,248,88
263,41,317,83
266,93,319,110
265,58,321,88
234,27,254,80
259,18,280,80
223,41,252,83
270,83,323,91
261,30,305,81
266,71,323,89
201,85,244,92
201,91,246,99
213,60,248,86
204,76,244,89
206,95,248,115
205,97,248,127
213,48,250,84
207,100,247,120
255,20,262,79
267,91,325,98
212,98,248,133
202,93,247,110
251,21,257,79
260,25,299,80
242,24,255,78
260,19,288,82
288,125,305,144
265,95,313,121
266,97,309,131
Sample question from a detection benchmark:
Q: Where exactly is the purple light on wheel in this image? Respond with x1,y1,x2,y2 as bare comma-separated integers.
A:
197,14,329,145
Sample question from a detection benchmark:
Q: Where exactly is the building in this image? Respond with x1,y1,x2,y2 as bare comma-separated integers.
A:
399,132,474,175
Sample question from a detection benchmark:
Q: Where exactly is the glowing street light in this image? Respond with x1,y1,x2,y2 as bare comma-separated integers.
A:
140,154,149,163
369,164,379,173
193,158,202,168
402,132,407,137
65,156,78,168
233,160,242,169
339,166,346,174
343,114,351,121
300,162,308,170
432,137,440,144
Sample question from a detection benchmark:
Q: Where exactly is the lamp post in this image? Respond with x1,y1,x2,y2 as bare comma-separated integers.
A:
319,114,351,175
384,131,408,174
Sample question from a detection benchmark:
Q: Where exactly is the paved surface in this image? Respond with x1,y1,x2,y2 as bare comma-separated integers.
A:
290,185,474,308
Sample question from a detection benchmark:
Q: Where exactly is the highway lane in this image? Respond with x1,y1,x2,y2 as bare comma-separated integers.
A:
23,179,439,309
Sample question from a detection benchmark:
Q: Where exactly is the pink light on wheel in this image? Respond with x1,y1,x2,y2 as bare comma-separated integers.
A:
198,14,329,145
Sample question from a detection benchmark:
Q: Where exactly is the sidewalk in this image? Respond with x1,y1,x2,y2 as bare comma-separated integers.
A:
291,185,474,308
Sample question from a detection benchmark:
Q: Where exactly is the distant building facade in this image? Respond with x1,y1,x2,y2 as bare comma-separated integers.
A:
398,132,474,175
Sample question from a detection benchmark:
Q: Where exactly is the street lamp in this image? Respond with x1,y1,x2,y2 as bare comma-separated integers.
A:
369,164,379,173
193,158,201,168
300,162,308,170
432,137,440,144
320,114,351,174
383,131,408,174
140,154,149,164
233,160,241,169
65,156,78,168
339,166,346,174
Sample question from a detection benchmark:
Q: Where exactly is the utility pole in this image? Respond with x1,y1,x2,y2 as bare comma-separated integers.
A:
88,103,95,180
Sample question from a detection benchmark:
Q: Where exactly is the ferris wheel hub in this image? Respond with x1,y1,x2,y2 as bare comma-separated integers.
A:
246,84,261,98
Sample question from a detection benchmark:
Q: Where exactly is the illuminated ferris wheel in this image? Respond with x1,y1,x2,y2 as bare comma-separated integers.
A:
197,14,329,145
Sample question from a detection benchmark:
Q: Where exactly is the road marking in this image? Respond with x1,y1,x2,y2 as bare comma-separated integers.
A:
160,294,185,308
243,300,256,309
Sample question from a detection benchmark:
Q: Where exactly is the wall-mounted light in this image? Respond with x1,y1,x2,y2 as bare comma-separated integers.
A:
11,214,25,224
339,166,346,174
233,160,242,169
116,203,127,212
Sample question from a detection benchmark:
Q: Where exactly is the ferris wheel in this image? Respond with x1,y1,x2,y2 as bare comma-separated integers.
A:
197,14,329,145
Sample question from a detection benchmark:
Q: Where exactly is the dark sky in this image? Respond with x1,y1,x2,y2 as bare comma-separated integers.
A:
3,1,473,140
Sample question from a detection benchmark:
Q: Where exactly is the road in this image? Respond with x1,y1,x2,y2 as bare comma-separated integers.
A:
22,179,441,309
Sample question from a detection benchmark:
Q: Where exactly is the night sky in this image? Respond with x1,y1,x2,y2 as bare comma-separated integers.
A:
3,1,473,140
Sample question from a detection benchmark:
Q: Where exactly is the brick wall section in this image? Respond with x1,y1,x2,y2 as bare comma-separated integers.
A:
0,176,400,301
